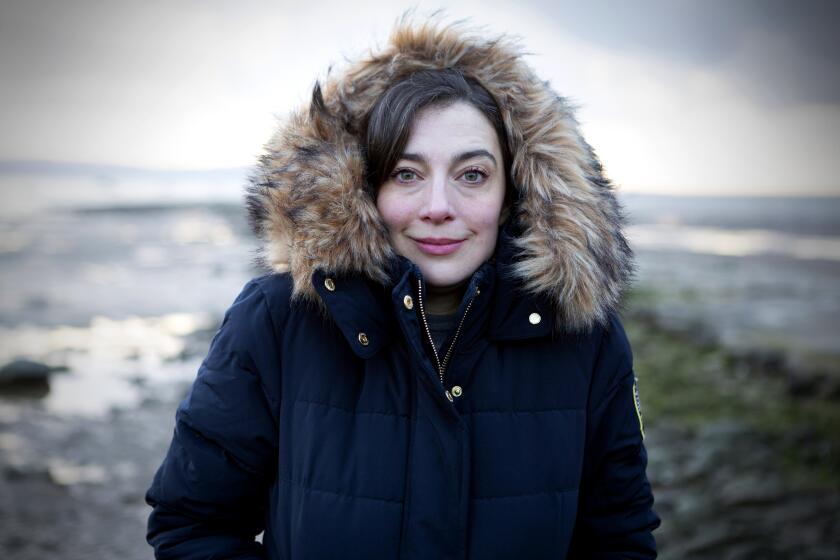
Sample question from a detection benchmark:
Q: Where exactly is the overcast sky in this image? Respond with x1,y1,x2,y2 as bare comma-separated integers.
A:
1,0,838,195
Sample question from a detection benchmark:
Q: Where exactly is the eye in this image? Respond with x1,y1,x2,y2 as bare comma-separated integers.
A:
391,168,420,184
460,167,488,184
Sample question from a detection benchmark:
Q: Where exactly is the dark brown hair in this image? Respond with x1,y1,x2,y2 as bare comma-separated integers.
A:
363,68,512,196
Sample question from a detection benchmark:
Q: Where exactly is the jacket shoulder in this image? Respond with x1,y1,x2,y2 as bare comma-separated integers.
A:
559,311,632,371
248,272,296,332
204,273,295,409
598,312,633,368
576,312,634,407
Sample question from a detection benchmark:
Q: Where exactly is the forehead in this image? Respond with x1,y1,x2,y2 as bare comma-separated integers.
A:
404,101,501,157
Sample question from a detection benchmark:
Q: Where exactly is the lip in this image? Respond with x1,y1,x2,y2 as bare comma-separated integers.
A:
412,237,465,256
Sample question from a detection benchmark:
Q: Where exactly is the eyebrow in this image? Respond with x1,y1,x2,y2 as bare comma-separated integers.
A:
400,149,497,166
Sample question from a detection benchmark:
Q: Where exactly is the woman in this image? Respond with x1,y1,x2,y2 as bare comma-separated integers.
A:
146,19,660,559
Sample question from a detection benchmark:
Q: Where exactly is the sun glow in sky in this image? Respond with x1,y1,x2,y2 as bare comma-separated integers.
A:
1,0,838,196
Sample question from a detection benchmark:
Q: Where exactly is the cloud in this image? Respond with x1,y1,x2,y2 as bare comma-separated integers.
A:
528,0,840,107
0,0,838,194
504,3,840,194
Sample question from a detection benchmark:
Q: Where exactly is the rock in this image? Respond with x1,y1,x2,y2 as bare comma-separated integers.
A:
3,463,53,483
0,359,67,397
696,420,753,445
825,378,840,400
0,359,67,381
720,542,777,560
675,521,748,556
739,348,786,376
719,474,789,507
786,369,825,397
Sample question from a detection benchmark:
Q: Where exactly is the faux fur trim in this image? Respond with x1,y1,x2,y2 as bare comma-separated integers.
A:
246,16,633,332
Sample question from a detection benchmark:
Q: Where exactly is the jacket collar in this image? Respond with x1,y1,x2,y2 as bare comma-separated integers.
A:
313,230,553,360
312,269,393,359
487,225,554,342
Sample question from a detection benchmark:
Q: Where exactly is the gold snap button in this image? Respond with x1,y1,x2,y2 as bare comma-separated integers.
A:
357,332,369,346
324,278,336,292
529,312,541,325
403,295,414,310
451,385,463,398
445,390,454,402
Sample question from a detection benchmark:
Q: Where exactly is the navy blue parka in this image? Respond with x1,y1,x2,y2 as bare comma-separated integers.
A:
146,19,660,559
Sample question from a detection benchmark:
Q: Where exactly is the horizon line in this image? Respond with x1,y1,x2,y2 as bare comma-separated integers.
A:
1,159,838,198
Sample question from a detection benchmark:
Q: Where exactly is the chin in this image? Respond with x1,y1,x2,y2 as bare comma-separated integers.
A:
424,275,466,290
402,242,489,289
416,262,472,289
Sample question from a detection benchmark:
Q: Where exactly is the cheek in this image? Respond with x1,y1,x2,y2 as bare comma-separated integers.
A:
474,207,503,230
376,188,414,231
462,192,505,236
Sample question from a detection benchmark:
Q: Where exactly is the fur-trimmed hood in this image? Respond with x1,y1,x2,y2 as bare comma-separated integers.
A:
246,18,633,332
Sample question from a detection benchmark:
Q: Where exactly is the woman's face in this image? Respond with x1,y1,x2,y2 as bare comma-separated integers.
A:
376,101,507,290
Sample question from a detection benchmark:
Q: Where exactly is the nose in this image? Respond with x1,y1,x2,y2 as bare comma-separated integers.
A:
419,175,454,223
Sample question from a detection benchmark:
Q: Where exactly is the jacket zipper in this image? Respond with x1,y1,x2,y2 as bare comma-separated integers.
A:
416,278,479,393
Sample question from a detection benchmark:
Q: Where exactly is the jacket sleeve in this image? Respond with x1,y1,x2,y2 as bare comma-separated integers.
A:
145,279,282,559
568,314,661,559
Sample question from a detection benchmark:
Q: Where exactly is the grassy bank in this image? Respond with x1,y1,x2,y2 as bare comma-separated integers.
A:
623,291,840,490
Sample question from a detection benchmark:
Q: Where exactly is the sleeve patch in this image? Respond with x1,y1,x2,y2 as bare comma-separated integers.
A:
632,376,645,439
